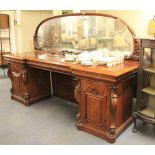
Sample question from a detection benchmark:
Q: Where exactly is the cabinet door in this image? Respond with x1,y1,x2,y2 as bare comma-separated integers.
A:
10,63,25,98
81,80,110,129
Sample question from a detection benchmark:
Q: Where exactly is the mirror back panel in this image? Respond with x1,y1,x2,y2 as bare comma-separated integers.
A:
34,13,138,59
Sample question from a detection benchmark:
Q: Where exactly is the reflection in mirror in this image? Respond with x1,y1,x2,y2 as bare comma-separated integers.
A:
36,14,135,67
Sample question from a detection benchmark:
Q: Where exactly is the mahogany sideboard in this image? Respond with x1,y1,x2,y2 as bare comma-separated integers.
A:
4,52,139,143
3,12,141,143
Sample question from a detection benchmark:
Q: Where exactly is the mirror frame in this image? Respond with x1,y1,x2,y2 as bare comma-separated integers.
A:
33,13,139,61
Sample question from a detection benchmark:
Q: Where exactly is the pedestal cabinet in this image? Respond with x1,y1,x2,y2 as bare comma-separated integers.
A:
8,62,51,106
77,73,136,143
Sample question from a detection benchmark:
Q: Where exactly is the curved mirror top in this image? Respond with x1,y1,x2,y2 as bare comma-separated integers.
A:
35,14,135,58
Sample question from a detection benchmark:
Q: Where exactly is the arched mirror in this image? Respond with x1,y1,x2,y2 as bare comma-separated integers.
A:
34,13,138,62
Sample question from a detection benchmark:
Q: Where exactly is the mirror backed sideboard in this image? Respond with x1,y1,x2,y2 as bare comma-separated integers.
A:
4,13,140,143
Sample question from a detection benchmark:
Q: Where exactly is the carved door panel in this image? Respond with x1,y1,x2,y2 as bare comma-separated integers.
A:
81,80,110,130
84,93,107,128
10,63,25,98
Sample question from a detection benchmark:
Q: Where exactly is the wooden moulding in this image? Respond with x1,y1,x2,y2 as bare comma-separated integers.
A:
77,116,133,143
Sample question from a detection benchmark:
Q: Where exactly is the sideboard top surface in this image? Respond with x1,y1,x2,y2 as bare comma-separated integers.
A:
4,52,139,79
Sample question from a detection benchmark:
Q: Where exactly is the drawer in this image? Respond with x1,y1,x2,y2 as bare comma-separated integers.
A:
81,79,110,96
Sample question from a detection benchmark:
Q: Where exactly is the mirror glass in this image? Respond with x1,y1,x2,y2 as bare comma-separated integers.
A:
37,15,134,57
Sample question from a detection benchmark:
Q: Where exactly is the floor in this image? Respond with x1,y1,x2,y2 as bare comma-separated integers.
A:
0,68,155,145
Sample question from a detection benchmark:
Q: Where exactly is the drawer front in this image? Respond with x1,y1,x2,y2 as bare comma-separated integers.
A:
82,80,110,96
81,80,111,130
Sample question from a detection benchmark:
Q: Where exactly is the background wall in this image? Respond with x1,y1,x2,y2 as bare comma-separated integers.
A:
81,10,155,37
96,10,155,38
20,11,53,53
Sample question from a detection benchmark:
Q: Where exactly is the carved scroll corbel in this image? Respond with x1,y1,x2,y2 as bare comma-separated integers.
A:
109,86,118,135
22,69,27,84
22,64,28,84
74,80,82,124
74,80,81,103
7,64,11,78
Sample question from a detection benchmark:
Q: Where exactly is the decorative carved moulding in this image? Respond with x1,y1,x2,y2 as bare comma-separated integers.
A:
109,86,118,135
74,81,81,103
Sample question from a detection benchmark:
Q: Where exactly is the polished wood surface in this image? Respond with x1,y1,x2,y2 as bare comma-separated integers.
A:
4,52,138,143
77,70,137,142
7,58,51,106
4,52,139,78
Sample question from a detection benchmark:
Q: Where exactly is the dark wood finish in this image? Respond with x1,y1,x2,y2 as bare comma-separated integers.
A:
7,61,51,106
133,39,155,133
4,52,139,143
52,72,78,103
77,71,136,143
79,79,110,129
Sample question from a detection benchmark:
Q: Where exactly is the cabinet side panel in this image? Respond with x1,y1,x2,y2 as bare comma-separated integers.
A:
116,75,135,127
